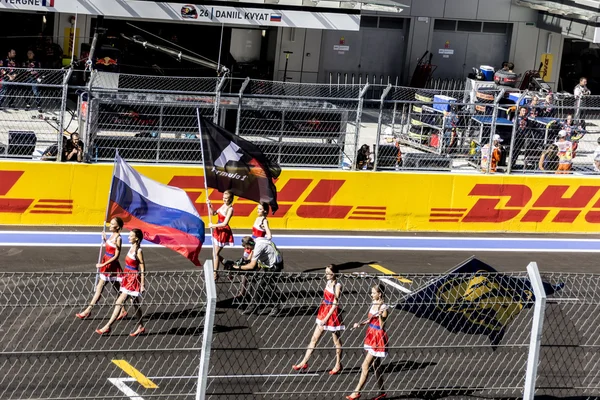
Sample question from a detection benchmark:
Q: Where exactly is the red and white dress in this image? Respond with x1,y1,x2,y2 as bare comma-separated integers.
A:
120,247,142,297
99,235,122,282
252,218,267,239
364,304,388,357
316,281,345,331
212,209,234,247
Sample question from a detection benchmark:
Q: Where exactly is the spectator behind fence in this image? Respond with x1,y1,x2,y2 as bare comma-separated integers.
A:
356,144,374,170
540,93,555,118
538,143,559,173
528,96,540,118
510,106,531,169
574,77,591,121
64,133,84,162
555,130,573,174
23,50,42,112
481,134,502,173
0,49,18,110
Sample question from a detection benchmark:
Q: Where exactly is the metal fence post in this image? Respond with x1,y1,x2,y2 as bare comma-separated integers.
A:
373,84,392,171
56,69,73,162
352,83,369,171
83,71,97,163
214,76,227,124
523,261,547,400
235,77,250,135
507,91,528,174
486,90,503,174
196,260,217,400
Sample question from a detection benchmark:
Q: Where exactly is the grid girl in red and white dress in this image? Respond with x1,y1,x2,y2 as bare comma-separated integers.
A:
252,203,272,240
96,229,146,337
76,217,126,320
292,264,344,375
346,284,388,400
207,190,234,279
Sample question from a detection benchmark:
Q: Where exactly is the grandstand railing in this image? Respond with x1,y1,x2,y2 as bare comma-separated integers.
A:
2,69,600,175
1,261,597,399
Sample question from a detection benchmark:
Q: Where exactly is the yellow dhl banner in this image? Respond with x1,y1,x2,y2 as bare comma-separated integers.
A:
2,161,600,232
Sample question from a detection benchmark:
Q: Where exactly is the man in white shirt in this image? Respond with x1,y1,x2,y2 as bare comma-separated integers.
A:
234,236,285,316
593,137,600,173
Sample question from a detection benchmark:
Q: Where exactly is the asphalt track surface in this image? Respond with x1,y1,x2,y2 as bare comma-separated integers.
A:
0,227,598,400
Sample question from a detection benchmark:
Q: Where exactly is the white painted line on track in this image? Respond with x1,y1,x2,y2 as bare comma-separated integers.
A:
3,242,600,252
378,277,413,294
117,373,319,382
109,378,144,400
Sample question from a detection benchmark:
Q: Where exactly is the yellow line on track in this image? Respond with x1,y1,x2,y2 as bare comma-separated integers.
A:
112,360,159,389
369,263,413,284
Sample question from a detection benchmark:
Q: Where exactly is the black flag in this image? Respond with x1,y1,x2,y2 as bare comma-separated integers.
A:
198,115,281,213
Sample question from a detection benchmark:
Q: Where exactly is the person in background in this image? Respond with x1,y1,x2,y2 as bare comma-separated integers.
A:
554,130,573,174
538,143,559,173
539,93,555,118
443,106,459,151
64,133,85,162
0,49,18,110
528,96,540,119
356,144,374,170
43,36,63,69
23,50,43,112
510,106,531,169
574,77,591,120
481,134,503,173
252,203,272,240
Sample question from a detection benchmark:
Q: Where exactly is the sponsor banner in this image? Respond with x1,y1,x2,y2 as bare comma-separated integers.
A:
0,0,360,31
4,161,600,232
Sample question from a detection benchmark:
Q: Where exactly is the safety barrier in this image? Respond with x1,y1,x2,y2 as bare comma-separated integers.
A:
5,161,600,232
1,262,597,399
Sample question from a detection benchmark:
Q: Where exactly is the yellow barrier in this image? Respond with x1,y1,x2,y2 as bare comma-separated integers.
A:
3,161,600,232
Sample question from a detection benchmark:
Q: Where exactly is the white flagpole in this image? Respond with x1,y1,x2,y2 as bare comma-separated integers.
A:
196,110,217,276
94,151,119,289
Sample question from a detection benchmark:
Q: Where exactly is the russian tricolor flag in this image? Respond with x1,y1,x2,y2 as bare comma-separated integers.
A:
107,154,205,266
270,14,282,22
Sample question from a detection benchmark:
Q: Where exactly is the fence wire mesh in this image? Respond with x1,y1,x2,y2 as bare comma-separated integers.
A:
0,68,68,160
536,273,600,399
0,271,206,400
209,270,538,400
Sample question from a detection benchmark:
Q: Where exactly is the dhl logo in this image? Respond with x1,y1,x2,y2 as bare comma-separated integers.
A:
430,183,600,224
168,176,386,220
0,171,73,215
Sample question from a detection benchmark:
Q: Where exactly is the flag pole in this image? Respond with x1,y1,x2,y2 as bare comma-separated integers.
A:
95,151,119,289
196,110,217,276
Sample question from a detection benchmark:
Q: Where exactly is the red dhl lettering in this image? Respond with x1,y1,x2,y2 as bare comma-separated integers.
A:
167,176,386,220
0,171,73,214
430,183,600,224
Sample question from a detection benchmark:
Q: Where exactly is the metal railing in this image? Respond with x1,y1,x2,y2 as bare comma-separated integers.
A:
1,261,597,399
3,69,600,176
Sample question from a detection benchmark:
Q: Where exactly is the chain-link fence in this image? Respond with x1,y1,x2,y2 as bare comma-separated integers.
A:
3,68,600,175
3,261,597,399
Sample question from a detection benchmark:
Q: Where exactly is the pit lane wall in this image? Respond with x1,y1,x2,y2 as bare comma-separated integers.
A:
2,160,600,232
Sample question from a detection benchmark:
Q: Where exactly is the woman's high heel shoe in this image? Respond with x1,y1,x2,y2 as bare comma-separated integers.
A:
292,363,308,371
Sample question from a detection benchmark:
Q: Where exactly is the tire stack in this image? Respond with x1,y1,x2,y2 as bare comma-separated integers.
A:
409,90,435,143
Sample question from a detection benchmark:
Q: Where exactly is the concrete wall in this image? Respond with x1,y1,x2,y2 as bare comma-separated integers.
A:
404,0,538,83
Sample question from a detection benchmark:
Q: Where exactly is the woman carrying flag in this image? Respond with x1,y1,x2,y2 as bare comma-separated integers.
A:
208,190,235,278
76,217,126,320
346,284,388,400
96,228,146,337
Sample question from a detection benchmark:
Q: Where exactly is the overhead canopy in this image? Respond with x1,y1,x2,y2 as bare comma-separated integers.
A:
514,0,600,21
